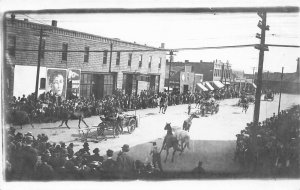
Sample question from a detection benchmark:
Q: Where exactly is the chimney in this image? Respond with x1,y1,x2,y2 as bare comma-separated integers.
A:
160,43,165,49
51,20,57,27
185,60,189,63
24,18,28,22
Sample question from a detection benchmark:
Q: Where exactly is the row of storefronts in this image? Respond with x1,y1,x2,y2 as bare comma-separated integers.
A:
5,16,166,100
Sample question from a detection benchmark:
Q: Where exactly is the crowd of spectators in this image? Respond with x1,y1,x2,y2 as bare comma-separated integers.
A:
5,128,163,181
235,105,300,177
6,87,246,125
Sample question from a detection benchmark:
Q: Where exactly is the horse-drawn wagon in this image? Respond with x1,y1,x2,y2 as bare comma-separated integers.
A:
193,100,219,116
96,113,138,139
202,101,219,115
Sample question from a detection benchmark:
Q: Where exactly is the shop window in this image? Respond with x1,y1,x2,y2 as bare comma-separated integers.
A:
128,53,132,66
80,73,92,98
103,50,108,64
148,56,152,68
104,75,114,96
62,43,68,61
40,78,46,89
84,46,89,63
139,55,143,67
8,35,16,57
116,51,121,65
159,57,162,69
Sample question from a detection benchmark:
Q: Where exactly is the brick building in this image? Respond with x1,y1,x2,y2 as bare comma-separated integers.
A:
165,59,231,92
4,16,167,99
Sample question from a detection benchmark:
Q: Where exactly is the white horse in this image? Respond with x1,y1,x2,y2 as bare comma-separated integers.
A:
169,124,191,153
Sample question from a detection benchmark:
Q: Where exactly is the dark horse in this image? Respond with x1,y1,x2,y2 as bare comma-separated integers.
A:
159,97,168,114
58,106,89,129
7,109,34,129
160,123,181,162
160,123,190,162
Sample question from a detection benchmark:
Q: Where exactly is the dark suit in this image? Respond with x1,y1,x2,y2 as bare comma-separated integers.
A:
116,152,136,178
102,158,117,179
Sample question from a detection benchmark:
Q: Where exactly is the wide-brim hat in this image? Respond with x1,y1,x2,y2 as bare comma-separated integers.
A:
93,148,100,154
83,142,89,147
121,144,130,152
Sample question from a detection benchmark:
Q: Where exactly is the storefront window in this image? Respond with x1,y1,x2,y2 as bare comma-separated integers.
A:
103,75,114,96
80,73,92,98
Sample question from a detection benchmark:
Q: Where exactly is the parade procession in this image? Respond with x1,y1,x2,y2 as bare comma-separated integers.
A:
2,5,300,182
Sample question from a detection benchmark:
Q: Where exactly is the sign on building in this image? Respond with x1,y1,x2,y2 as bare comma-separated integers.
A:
47,68,67,99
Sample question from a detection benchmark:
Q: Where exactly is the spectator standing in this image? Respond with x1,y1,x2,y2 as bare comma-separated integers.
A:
149,142,163,172
102,149,117,179
116,144,136,178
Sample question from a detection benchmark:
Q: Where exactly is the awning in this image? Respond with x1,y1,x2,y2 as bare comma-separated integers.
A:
204,82,214,91
222,81,231,85
196,83,208,91
249,83,257,88
212,81,225,88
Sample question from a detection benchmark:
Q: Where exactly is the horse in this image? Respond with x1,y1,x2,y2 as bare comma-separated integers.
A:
182,113,199,132
160,123,190,162
242,103,249,113
58,106,89,129
240,98,249,113
6,109,34,129
158,97,168,114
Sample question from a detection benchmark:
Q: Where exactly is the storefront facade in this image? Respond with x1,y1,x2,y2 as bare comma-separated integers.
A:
5,17,167,99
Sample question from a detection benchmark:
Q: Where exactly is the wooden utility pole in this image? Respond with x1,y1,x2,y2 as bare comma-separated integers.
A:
34,29,44,100
109,43,113,73
278,67,284,114
253,11,269,125
167,51,174,93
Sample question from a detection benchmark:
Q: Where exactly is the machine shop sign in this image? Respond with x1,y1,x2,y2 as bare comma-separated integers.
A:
68,69,81,97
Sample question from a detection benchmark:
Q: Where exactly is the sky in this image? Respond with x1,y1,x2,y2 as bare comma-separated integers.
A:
2,1,300,74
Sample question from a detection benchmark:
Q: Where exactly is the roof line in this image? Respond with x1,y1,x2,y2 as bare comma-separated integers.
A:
6,18,165,51
5,7,300,14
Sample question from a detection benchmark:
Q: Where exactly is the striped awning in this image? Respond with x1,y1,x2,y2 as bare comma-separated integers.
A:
196,83,208,91
249,83,257,88
212,81,225,88
204,82,214,91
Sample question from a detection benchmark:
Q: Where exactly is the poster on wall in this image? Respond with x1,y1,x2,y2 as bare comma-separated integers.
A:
46,68,67,99
68,69,81,98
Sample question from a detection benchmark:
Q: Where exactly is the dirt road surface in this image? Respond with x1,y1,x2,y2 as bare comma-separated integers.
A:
9,93,300,173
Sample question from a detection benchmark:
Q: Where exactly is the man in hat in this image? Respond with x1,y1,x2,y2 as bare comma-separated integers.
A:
102,149,117,177
116,144,136,178
192,161,205,175
150,142,163,172
67,143,74,159
34,152,54,180
19,136,38,180
89,148,104,163
75,142,90,156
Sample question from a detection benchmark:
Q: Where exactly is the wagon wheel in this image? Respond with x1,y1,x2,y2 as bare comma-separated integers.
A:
97,123,105,136
128,118,137,133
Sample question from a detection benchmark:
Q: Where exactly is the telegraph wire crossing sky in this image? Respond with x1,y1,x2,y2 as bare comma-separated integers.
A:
10,12,300,74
